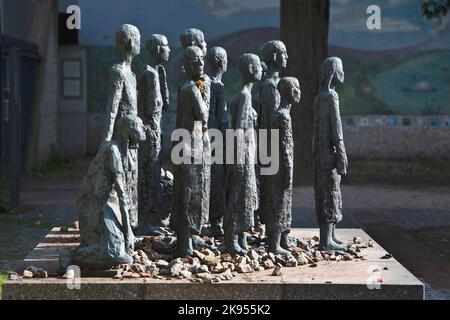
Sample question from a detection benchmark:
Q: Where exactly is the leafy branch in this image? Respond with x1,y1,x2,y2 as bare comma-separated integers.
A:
421,0,450,19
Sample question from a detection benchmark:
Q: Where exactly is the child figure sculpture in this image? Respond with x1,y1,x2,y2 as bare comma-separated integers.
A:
137,34,171,236
267,77,301,254
206,47,229,237
224,53,262,255
313,57,348,251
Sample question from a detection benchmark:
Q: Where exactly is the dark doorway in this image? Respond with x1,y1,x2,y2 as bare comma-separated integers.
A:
0,35,39,207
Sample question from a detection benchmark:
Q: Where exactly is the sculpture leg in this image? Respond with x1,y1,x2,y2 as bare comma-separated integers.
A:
318,223,346,251
253,211,264,234
175,227,193,257
209,217,224,237
267,230,290,255
224,232,247,256
238,232,248,252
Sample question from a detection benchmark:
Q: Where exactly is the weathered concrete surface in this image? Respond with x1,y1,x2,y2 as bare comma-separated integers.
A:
3,228,424,300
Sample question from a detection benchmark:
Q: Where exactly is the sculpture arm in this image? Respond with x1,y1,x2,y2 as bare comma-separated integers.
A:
216,83,228,131
103,68,125,142
158,66,170,112
260,83,280,129
330,93,348,176
234,94,247,129
189,86,208,129
276,114,293,189
146,71,162,130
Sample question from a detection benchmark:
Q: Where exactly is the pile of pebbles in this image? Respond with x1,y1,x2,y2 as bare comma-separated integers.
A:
7,266,48,280
8,234,374,282
111,234,374,283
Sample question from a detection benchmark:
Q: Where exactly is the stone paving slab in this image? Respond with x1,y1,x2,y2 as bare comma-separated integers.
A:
2,228,424,300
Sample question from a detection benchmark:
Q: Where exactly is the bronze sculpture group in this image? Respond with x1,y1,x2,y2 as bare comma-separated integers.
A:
62,25,348,270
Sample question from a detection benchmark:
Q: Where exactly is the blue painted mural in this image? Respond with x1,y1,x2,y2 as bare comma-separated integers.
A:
68,0,449,115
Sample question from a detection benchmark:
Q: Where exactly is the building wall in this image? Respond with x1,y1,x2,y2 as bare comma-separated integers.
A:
2,0,29,39
2,0,59,168
58,46,87,157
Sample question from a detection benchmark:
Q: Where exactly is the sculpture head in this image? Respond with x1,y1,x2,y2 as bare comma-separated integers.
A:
278,77,301,105
320,57,344,89
260,40,288,72
183,46,205,80
206,47,227,73
116,114,146,149
147,34,170,63
180,28,207,55
115,24,141,59
239,53,263,82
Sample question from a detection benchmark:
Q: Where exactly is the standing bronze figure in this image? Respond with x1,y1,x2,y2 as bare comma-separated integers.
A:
267,77,301,254
224,53,262,255
138,34,171,236
102,24,141,230
313,57,348,251
206,46,228,237
172,46,211,257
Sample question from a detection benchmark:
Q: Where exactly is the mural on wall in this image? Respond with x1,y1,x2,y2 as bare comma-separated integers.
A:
79,0,450,115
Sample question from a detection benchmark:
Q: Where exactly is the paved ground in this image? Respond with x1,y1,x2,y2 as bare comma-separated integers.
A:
1,176,449,299
292,184,450,299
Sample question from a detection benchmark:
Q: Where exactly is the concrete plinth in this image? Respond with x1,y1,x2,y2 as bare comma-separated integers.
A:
2,228,424,300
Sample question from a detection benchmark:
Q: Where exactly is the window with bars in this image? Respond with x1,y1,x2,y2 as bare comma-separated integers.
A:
61,59,82,99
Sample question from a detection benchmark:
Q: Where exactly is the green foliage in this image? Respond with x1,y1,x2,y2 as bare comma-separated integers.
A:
408,228,450,262
31,151,68,174
0,270,7,300
0,216,53,230
421,0,449,19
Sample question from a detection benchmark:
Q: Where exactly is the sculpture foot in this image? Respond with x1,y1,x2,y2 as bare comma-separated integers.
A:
175,247,194,258
319,223,346,251
224,244,247,256
145,225,171,237
175,238,193,258
174,229,194,257
267,231,290,255
280,232,293,250
192,235,217,250
224,233,247,256
332,225,343,244
318,240,347,252
268,246,291,256
332,236,343,245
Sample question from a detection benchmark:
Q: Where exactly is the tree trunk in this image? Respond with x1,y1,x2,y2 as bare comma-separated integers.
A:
280,0,330,185
26,0,58,170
